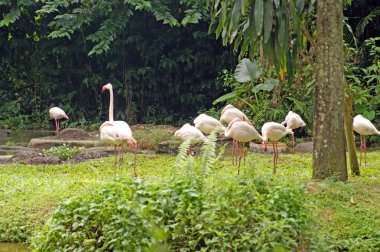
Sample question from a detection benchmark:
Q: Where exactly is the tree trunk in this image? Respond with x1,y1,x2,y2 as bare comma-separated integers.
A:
344,80,360,175
312,0,347,181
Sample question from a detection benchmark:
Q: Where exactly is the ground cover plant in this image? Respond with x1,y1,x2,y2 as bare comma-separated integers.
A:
0,140,379,251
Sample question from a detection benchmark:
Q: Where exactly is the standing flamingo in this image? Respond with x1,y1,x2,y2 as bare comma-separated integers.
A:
194,113,225,135
220,104,253,159
353,115,380,166
261,122,293,175
224,118,262,174
174,123,207,155
49,107,68,131
100,83,137,177
281,111,306,148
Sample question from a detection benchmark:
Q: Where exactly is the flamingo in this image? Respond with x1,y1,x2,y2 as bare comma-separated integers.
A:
281,111,306,148
174,123,207,155
194,113,225,135
261,122,293,175
220,104,253,159
220,104,252,125
100,83,137,177
353,115,380,166
224,118,262,174
49,107,69,131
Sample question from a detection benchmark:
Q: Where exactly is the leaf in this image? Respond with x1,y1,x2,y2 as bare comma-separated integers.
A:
0,9,21,27
254,0,264,36
233,58,260,83
296,0,305,14
252,78,279,92
277,8,286,49
213,91,239,105
263,0,274,44
231,0,242,29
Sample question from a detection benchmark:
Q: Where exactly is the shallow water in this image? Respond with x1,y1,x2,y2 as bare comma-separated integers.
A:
0,242,30,252
0,130,55,146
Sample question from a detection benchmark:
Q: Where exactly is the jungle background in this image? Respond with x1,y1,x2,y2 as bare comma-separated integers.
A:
0,0,379,140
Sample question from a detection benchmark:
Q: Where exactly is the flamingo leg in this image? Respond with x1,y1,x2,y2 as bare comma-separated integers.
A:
120,144,124,174
114,145,117,176
232,139,236,165
292,134,295,149
237,141,241,174
364,136,367,166
133,143,137,178
243,142,247,166
273,142,277,175
359,135,363,167
54,119,58,131
275,142,279,167
57,119,60,131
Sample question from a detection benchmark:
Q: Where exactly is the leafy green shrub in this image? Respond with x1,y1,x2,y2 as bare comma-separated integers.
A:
42,144,84,161
32,137,327,251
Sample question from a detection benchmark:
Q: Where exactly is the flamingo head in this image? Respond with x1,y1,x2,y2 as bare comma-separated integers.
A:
102,83,112,92
242,116,253,126
128,137,138,149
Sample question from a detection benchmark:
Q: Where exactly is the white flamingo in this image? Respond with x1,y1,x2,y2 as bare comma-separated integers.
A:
194,113,225,135
281,111,306,148
225,118,262,174
174,123,207,155
220,104,253,157
262,122,293,175
220,104,252,125
353,115,380,166
49,107,68,131
100,83,137,176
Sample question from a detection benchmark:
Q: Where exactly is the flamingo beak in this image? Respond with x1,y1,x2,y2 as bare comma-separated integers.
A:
102,85,107,92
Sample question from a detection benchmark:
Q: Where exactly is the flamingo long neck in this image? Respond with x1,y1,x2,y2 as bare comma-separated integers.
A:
108,87,114,122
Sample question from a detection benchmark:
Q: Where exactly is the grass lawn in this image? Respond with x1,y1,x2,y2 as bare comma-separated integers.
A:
0,149,379,250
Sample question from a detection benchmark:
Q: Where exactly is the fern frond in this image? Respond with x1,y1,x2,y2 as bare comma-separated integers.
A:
200,131,218,177
175,139,192,171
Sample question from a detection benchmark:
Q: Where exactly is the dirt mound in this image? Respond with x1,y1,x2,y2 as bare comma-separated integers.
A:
56,128,92,140
74,150,109,162
24,156,62,165
10,151,44,162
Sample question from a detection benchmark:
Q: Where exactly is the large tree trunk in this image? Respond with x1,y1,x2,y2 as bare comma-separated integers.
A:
312,0,347,181
344,80,360,175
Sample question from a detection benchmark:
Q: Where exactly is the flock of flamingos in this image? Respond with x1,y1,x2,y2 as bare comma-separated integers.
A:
48,83,380,175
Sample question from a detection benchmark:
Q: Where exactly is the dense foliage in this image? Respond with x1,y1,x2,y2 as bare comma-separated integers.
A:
0,0,231,129
32,145,327,252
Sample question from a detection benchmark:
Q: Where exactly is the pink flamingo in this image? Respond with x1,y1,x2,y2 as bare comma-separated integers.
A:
353,115,380,166
100,83,137,176
262,122,293,175
49,107,68,131
225,118,262,174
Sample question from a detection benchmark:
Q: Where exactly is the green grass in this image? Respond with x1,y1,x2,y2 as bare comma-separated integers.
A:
0,150,379,250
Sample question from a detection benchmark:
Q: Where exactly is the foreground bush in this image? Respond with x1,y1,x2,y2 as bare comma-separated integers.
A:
32,173,328,251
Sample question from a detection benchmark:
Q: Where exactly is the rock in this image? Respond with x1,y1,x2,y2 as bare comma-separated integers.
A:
156,140,181,154
0,145,37,153
74,150,109,162
294,142,313,153
250,142,288,153
0,129,11,137
24,156,61,165
27,139,102,149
